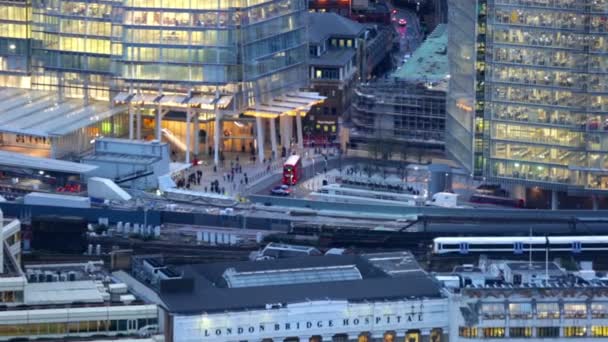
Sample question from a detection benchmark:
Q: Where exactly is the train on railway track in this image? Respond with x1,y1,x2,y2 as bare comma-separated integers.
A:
432,236,608,255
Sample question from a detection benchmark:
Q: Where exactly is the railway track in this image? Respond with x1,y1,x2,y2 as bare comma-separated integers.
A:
90,236,254,263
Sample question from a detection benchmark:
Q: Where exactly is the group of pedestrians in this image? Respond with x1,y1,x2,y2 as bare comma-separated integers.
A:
175,169,203,189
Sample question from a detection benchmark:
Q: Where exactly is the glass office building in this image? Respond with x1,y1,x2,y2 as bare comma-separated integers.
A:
0,0,31,88
30,0,117,101
447,0,608,201
19,0,307,104
117,0,307,106
0,0,316,162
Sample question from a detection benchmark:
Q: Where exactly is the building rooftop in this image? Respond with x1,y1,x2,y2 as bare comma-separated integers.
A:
311,48,357,67
158,251,443,314
308,12,365,44
83,152,159,165
392,24,448,90
505,262,562,273
0,150,97,174
24,280,105,305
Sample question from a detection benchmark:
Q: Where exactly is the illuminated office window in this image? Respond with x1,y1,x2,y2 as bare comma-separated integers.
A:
564,326,586,337
483,327,505,338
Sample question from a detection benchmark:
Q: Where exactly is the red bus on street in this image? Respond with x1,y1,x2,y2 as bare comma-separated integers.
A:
283,155,302,185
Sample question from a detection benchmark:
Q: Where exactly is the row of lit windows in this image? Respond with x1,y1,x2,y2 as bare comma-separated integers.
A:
491,86,578,109
56,2,112,18
492,160,571,184
124,0,279,10
123,0,296,27
494,28,608,52
492,8,608,32
59,37,111,54
492,142,586,168
121,63,235,82
34,52,111,73
490,64,608,93
461,326,608,338
493,158,608,190
126,46,236,64
0,6,30,23
123,28,233,46
0,318,157,337
493,122,583,148
0,290,22,303
495,0,608,12
60,20,112,37
0,24,28,39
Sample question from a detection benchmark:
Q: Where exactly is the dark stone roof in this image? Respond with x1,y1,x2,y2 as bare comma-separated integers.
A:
308,12,365,45
311,49,357,67
158,252,443,314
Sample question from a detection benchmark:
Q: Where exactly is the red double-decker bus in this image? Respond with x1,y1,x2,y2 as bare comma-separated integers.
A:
283,155,302,185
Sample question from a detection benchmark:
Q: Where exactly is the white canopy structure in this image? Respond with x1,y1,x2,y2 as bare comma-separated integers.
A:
0,150,97,174
0,88,122,138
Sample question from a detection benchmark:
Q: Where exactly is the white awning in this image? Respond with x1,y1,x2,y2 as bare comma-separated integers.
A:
159,95,187,105
188,95,216,110
113,92,133,103
131,93,159,104
243,91,325,118
287,91,327,101
216,95,233,109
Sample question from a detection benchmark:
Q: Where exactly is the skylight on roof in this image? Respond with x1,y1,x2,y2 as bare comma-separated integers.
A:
223,265,362,288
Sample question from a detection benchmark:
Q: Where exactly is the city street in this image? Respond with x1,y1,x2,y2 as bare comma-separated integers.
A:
388,2,423,55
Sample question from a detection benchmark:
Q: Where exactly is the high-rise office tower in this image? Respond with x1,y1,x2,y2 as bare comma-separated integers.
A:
447,0,608,207
0,0,321,163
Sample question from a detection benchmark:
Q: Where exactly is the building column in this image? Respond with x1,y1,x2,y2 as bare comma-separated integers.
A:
256,116,265,163
593,195,599,211
214,113,221,166
50,137,58,159
155,103,162,141
194,113,200,156
551,190,558,210
136,106,142,140
280,115,287,148
296,111,304,150
128,104,134,140
286,115,293,148
185,108,192,164
270,117,278,159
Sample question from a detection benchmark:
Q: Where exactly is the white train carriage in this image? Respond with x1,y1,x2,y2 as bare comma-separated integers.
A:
433,236,608,254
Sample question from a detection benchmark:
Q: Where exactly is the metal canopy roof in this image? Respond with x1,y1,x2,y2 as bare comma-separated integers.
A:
243,91,326,118
0,150,97,174
0,88,123,138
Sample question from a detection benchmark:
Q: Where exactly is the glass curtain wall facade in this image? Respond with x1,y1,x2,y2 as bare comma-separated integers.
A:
5,0,308,109
31,0,117,101
0,0,32,87
445,0,479,174
448,0,608,193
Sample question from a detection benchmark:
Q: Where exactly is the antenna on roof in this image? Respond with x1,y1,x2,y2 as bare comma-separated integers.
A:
545,235,549,286
529,226,532,269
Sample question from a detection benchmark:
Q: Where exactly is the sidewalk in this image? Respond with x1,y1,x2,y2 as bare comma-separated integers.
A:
171,147,339,200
